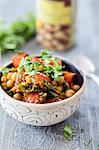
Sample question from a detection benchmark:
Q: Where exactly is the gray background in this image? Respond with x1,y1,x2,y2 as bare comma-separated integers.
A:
0,0,99,150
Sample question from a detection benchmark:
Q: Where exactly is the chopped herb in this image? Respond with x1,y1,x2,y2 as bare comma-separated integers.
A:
1,67,17,75
18,83,23,88
64,124,74,141
96,145,99,150
1,67,11,75
0,13,36,54
41,49,52,60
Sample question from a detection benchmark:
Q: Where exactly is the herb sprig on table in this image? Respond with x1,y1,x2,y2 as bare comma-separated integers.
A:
0,13,36,54
64,124,74,140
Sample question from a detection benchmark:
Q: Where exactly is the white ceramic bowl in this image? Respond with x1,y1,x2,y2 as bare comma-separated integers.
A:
0,58,85,126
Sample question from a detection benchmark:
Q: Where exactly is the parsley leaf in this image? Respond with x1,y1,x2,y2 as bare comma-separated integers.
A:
96,145,99,150
64,124,74,141
41,49,52,60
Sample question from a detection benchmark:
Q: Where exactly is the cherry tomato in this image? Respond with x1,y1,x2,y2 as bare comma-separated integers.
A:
58,60,62,65
64,71,76,83
34,73,51,83
32,57,43,64
13,52,28,68
50,60,62,66
26,93,40,103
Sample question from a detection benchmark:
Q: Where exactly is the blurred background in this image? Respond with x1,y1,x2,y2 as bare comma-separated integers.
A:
0,0,99,63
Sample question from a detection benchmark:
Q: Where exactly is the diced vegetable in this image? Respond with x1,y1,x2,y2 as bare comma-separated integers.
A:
34,73,51,83
13,52,28,67
32,57,43,64
64,71,76,83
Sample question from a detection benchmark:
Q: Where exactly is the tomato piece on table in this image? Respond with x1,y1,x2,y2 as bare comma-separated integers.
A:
13,52,28,68
34,73,51,83
64,71,76,83
26,93,40,103
32,57,43,64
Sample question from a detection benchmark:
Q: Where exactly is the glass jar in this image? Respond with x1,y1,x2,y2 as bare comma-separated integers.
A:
36,0,76,51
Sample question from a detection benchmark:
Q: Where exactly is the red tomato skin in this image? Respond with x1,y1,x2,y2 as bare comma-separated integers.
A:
58,60,62,65
32,57,43,64
34,73,51,83
64,71,76,83
13,52,28,68
50,60,62,66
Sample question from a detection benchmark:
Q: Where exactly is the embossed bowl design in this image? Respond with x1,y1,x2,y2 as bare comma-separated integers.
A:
0,58,85,126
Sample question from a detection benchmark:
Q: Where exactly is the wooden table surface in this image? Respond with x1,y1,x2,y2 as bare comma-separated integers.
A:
0,0,99,150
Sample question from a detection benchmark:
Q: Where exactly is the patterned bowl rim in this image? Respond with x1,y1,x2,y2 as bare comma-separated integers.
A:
0,56,86,108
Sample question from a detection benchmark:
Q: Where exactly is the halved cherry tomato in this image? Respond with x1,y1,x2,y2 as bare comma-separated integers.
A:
64,71,76,83
32,57,43,64
26,93,40,103
13,52,28,68
50,60,54,66
50,60,62,66
58,60,62,65
34,73,51,83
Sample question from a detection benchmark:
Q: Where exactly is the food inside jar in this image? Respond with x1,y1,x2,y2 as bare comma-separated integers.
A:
36,0,75,51
0,50,81,104
36,24,74,51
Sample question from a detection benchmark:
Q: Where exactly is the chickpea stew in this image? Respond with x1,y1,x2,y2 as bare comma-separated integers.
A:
0,50,83,104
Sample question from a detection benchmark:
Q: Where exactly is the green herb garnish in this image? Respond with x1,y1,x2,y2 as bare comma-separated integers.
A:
0,13,36,54
17,83,23,88
1,67,17,75
1,67,11,75
64,124,74,140
96,145,99,150
41,50,63,80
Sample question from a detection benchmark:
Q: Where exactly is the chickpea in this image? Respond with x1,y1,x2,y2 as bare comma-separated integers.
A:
7,80,14,88
24,93,28,97
1,83,7,90
16,88,22,93
65,89,75,98
11,87,16,93
25,76,32,84
7,72,13,80
22,82,28,87
57,77,64,84
39,65,44,71
13,93,21,100
71,85,80,91
45,33,53,40
56,87,62,94
52,81,57,86
1,76,7,83
44,24,55,32
53,31,66,40
60,92,65,98
11,72,17,81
